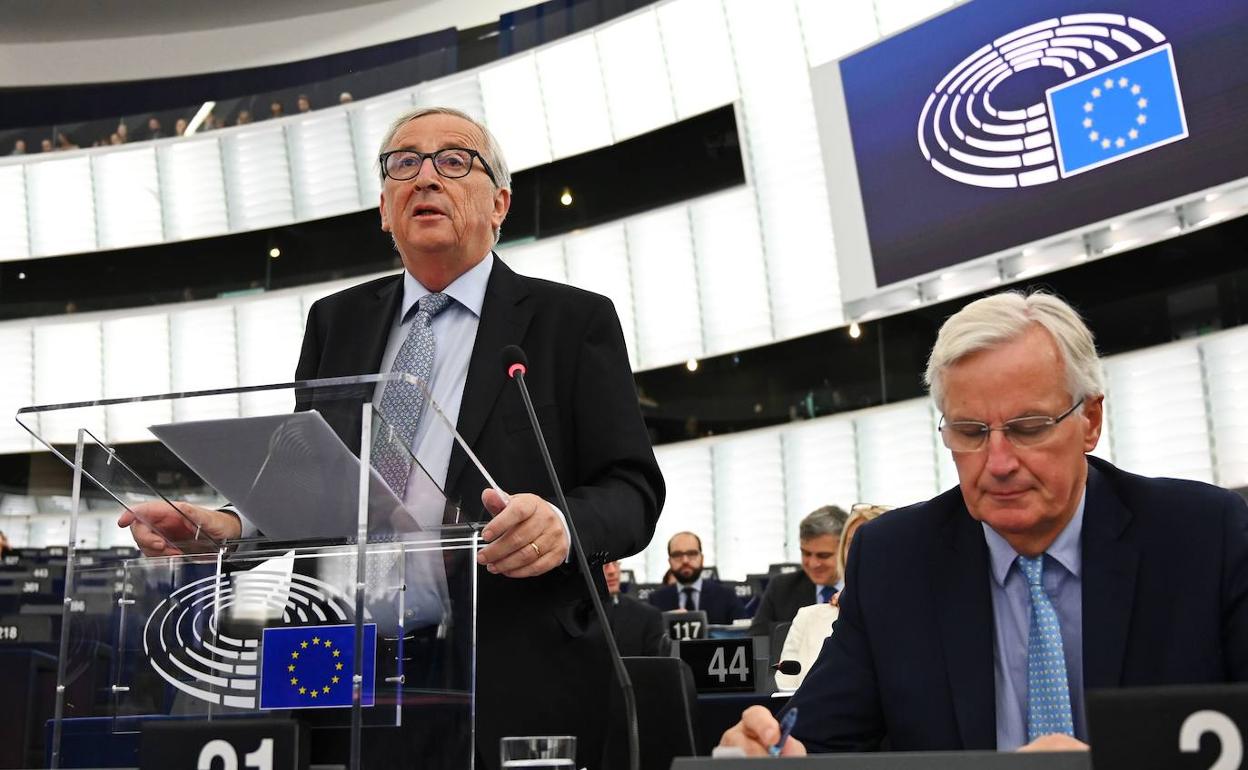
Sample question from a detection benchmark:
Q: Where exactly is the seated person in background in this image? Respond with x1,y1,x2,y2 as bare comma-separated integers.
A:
720,290,1248,756
648,531,747,624
775,504,889,690
0,529,10,557
604,561,670,657
749,505,848,637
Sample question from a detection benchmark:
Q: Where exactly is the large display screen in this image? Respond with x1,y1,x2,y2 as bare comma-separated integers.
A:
827,0,1248,293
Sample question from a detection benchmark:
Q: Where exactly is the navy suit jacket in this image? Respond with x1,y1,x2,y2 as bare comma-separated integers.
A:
789,455,1248,752
648,578,748,624
748,569,817,636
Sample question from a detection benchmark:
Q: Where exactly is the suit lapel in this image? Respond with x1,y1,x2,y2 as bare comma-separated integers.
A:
1080,460,1139,689
362,276,404,374
444,257,534,497
931,495,998,749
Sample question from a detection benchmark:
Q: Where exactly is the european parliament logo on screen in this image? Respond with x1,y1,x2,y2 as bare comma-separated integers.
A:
259,622,377,710
917,13,1187,189
1047,45,1186,176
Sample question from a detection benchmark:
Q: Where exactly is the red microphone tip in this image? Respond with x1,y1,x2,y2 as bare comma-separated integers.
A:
507,362,527,379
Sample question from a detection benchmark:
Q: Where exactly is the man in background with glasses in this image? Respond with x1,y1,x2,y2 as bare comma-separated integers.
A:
648,531,747,624
720,290,1248,757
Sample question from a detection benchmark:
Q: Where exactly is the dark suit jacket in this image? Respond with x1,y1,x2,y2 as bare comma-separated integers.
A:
648,578,748,624
790,455,1248,753
748,569,817,636
294,258,665,768
607,594,670,657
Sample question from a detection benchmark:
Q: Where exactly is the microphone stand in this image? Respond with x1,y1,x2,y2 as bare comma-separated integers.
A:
506,360,640,770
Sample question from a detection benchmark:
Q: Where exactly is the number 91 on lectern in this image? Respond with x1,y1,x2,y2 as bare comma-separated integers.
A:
679,638,755,693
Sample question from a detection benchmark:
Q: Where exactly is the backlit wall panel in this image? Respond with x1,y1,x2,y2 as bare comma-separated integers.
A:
1105,345,1213,483
536,35,615,159
626,206,704,369
855,401,941,508
0,326,35,453
223,126,296,230
102,314,173,444
235,295,304,416
169,305,240,423
564,224,638,368
596,10,677,141
714,432,786,578
33,321,105,445
93,146,164,250
727,0,844,339
690,189,772,356
0,165,30,261
289,112,361,220
781,417,858,561
479,55,552,172
1203,328,1248,487
158,139,230,241
657,0,740,119
27,156,96,257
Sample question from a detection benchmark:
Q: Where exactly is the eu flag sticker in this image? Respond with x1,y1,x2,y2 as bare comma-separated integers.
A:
1047,44,1188,178
259,623,377,710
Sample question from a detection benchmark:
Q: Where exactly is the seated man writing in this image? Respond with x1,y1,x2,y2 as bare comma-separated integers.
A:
720,290,1248,755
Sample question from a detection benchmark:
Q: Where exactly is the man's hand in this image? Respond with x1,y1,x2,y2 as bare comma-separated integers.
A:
117,501,242,557
1017,734,1089,752
476,489,569,578
717,705,807,757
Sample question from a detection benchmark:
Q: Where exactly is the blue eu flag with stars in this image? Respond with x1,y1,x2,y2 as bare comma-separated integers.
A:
259,623,377,710
1047,44,1187,178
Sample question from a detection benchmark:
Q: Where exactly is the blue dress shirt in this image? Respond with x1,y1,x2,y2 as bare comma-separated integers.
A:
982,491,1086,751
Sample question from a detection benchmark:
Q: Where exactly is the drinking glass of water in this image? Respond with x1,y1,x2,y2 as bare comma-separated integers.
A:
500,735,576,769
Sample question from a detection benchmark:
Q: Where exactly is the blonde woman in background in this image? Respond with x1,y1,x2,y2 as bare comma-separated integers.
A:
775,503,891,690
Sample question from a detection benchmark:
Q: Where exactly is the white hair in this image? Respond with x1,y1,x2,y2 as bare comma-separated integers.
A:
376,106,511,190
924,291,1105,411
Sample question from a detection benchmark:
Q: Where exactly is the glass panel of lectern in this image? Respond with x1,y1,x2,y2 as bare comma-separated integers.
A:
16,375,481,770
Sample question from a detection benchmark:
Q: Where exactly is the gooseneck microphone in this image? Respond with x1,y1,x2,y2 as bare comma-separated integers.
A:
500,344,639,770
772,660,802,676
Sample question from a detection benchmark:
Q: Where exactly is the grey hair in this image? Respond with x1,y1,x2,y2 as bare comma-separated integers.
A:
799,505,848,541
924,291,1105,412
376,106,512,243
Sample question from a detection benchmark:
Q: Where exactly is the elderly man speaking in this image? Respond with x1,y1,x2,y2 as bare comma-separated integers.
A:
720,291,1248,756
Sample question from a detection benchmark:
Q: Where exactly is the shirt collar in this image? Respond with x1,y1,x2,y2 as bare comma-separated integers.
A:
399,251,493,323
982,485,1086,587
678,576,704,593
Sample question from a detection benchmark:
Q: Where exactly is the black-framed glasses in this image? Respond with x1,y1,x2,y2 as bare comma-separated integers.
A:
668,550,701,561
379,147,498,185
938,397,1084,453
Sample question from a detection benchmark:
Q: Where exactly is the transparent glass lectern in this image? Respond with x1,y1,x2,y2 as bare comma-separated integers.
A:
16,375,481,770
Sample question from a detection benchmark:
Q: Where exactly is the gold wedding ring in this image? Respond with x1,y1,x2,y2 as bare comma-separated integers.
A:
529,542,541,557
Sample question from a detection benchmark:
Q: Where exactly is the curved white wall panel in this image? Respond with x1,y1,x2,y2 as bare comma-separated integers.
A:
224,126,297,231
28,156,96,257
158,139,230,241
596,10,677,141
479,55,553,172
93,147,164,250
536,35,615,159
102,314,173,444
626,206,703,368
564,223,638,369
690,188,772,356
290,112,363,220
0,166,29,262
656,0,740,119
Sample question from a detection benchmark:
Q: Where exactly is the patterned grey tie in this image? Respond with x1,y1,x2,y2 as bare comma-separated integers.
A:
372,291,453,498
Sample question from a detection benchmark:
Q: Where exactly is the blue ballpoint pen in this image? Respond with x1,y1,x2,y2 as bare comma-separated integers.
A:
769,707,799,756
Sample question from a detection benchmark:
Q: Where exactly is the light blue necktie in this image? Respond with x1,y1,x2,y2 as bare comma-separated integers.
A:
372,292,452,498
1018,554,1075,742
